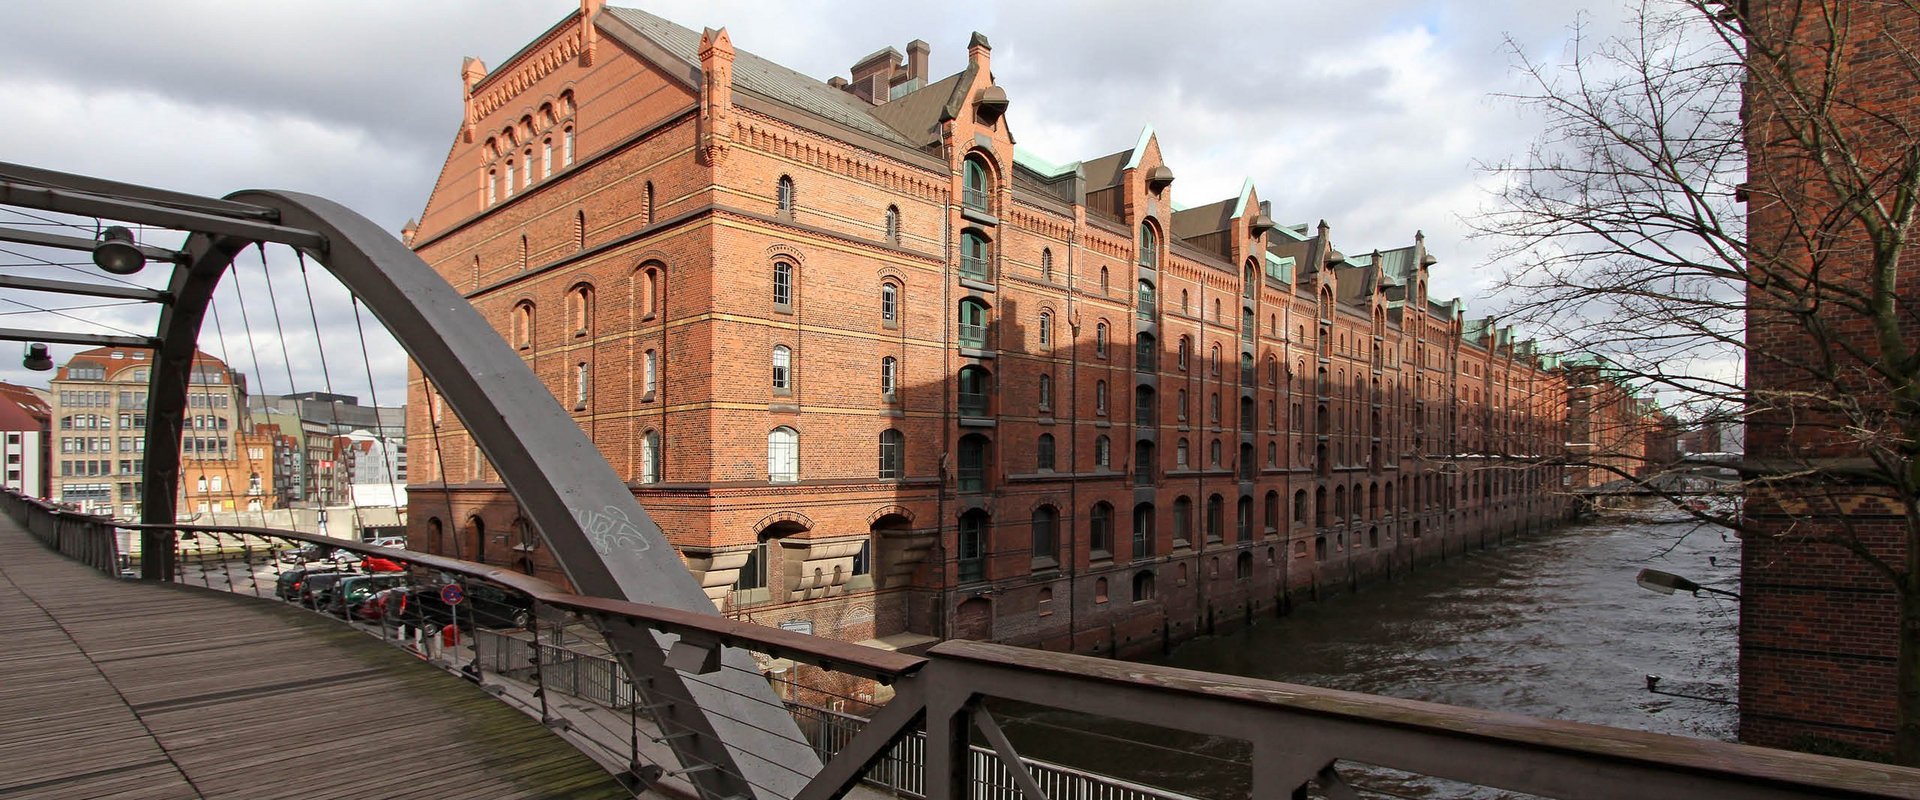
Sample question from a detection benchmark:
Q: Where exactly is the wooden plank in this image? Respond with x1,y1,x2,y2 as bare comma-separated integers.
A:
0,515,628,800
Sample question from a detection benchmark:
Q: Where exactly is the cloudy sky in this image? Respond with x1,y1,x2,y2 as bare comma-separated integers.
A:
0,0,1636,400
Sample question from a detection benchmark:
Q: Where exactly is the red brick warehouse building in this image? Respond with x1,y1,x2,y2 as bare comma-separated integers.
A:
403,1,1575,657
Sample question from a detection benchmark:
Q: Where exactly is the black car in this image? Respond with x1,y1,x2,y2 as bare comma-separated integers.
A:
397,583,533,631
299,571,355,609
275,566,343,602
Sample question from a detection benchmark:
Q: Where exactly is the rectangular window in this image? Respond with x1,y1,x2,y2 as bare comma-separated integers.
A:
574,362,589,408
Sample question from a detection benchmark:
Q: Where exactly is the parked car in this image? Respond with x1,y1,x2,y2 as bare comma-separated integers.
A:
277,543,359,566
275,566,341,602
365,536,407,549
327,574,411,618
399,583,533,631
299,571,355,609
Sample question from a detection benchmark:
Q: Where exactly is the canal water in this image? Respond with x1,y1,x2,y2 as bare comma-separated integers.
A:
998,508,1740,797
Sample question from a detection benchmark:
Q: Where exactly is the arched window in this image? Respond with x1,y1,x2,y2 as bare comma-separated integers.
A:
523,148,535,187
958,365,991,417
1139,223,1159,268
644,181,656,225
881,356,898,397
1090,501,1114,555
1178,336,1191,370
1136,332,1158,373
511,302,533,350
1133,570,1155,602
963,155,992,211
569,284,594,336
1173,496,1194,543
1095,380,1108,416
1176,437,1190,467
1294,489,1309,524
573,361,590,409
1037,311,1052,347
1095,434,1112,468
768,427,799,482
1100,266,1110,294
885,205,900,241
642,350,658,398
1041,248,1054,281
1133,439,1156,485
575,210,586,249
639,266,661,317
1037,433,1056,471
1210,344,1221,376
878,430,904,478
1032,505,1059,563
543,138,554,177
772,261,793,308
1206,494,1224,542
880,283,899,325
1137,279,1156,320
640,430,661,484
1244,263,1256,298
771,345,793,392
504,159,515,197
958,509,989,582
1265,490,1280,533
1038,373,1052,410
487,169,498,204
959,298,991,349
1135,384,1156,426
777,175,795,215
1095,322,1109,358
563,126,575,165
1177,388,1189,421
961,230,992,280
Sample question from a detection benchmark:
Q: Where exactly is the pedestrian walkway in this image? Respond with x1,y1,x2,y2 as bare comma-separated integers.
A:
0,516,630,800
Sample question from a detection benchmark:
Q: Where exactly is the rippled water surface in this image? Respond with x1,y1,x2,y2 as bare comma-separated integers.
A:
997,511,1740,798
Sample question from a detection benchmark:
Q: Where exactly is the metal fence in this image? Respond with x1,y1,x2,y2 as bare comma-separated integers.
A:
786,701,1198,800
476,628,635,710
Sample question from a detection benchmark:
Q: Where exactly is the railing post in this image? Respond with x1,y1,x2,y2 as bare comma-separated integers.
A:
922,677,972,800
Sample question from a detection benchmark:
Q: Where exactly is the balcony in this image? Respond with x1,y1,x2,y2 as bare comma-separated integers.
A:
962,186,990,214
959,322,989,351
960,255,990,283
958,390,990,419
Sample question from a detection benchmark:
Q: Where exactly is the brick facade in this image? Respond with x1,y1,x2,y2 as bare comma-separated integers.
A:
1740,1,1920,755
404,2,1585,658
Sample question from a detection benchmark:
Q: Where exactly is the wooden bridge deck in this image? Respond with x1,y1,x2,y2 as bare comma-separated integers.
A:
0,516,629,799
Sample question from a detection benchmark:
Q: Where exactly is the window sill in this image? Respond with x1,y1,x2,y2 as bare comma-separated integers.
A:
959,277,996,293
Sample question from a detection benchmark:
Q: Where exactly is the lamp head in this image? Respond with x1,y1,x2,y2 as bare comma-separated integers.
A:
1635,568,1700,595
92,225,146,275
23,343,52,372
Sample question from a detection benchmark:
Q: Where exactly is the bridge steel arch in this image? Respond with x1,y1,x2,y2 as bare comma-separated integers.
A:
130,187,817,800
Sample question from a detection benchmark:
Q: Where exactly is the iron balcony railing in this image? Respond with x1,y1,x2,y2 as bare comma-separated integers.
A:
959,255,990,282
961,186,989,213
958,322,988,350
958,391,990,418
7,487,1919,800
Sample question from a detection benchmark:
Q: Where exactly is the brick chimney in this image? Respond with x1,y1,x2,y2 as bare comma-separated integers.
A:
906,39,930,83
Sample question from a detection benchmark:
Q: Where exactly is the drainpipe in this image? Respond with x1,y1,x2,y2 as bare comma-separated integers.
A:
1065,226,1080,653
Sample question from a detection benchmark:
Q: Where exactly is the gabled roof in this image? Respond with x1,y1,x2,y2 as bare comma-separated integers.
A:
603,7,915,147
0,382,48,431
869,71,968,146
1080,148,1131,190
1171,197,1235,239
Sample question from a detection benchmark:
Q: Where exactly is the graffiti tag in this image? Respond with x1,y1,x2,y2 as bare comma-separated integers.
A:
572,504,652,555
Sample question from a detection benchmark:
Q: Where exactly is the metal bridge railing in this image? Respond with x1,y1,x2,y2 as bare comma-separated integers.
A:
7,487,1920,800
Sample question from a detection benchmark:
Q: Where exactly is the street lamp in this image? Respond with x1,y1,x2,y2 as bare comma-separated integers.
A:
92,225,147,275
1636,568,1740,600
23,343,51,371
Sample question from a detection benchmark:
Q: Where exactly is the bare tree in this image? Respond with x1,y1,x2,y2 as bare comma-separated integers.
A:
1479,0,1920,762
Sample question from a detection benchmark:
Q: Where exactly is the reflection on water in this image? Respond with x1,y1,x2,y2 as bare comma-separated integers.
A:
998,510,1739,798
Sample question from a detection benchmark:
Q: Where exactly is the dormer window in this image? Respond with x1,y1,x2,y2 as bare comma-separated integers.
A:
963,156,991,213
